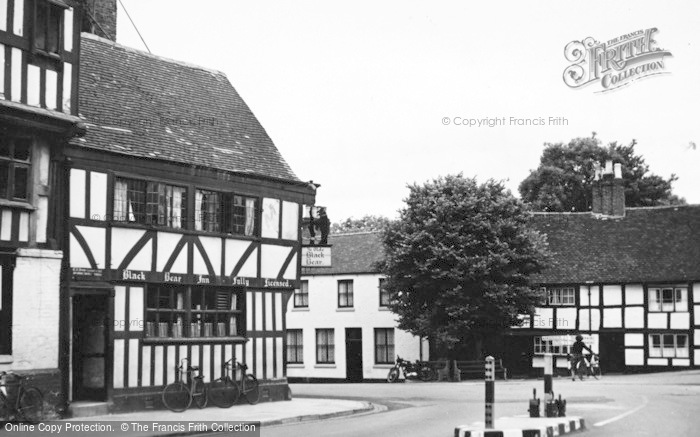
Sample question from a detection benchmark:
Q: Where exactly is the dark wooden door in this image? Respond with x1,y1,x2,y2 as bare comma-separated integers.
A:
73,294,109,401
598,332,625,373
345,328,363,382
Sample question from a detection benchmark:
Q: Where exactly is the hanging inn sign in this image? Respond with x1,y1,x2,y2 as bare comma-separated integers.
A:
301,205,332,267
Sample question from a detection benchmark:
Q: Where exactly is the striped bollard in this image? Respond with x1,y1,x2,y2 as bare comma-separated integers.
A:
485,355,495,429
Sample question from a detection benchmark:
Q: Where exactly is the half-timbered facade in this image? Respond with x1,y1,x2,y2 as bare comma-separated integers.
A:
0,0,83,409
501,164,700,375
62,32,315,412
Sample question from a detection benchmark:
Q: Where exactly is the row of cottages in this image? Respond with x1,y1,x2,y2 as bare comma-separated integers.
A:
506,163,700,375
287,232,427,382
2,0,316,414
0,0,85,408
286,163,700,379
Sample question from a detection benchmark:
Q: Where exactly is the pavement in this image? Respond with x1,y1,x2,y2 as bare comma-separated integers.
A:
50,398,376,436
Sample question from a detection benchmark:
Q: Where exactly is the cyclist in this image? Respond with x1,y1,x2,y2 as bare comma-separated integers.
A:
569,334,593,381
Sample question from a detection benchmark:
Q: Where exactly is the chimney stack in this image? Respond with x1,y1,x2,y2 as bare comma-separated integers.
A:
75,0,118,42
592,161,625,216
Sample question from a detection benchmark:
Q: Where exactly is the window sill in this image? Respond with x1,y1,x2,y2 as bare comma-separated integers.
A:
0,199,36,211
0,355,13,364
142,336,248,345
287,363,305,368
336,307,355,312
373,364,394,369
314,364,336,368
378,307,391,311
292,307,310,312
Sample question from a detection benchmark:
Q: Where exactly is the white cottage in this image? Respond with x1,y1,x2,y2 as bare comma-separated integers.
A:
287,232,427,382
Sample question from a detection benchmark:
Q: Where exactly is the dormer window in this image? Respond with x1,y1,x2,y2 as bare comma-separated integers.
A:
33,0,67,57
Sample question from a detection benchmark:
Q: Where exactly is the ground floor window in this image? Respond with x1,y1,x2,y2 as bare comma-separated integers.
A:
374,328,394,364
316,329,335,364
145,285,242,338
287,329,303,364
533,336,572,355
649,333,688,358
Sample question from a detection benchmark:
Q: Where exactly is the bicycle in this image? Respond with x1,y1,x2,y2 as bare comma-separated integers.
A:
162,358,208,412
572,353,601,380
209,360,259,407
0,371,43,423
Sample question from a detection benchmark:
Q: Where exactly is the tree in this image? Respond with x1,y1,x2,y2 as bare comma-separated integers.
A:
379,175,549,359
331,215,392,234
519,135,684,212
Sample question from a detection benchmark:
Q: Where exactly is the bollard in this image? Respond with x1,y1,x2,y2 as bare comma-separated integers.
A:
485,356,495,429
543,354,557,417
528,388,540,418
555,393,567,417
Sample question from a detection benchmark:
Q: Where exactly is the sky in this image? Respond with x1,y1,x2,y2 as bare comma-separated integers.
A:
116,0,700,221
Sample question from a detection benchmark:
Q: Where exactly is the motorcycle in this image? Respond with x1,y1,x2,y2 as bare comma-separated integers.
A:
386,356,436,382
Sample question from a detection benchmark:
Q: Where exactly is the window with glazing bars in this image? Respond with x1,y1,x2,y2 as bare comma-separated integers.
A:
287,329,303,364
338,280,353,308
114,177,187,228
316,329,334,364
195,189,257,236
0,134,31,201
294,281,309,308
374,328,394,364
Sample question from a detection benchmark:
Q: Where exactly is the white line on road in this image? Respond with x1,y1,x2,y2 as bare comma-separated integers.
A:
594,396,649,427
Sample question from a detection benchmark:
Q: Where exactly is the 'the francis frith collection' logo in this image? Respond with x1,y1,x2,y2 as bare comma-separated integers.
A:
563,28,672,92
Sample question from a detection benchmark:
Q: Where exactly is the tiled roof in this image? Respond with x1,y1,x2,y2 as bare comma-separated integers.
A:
72,34,300,182
531,205,700,284
302,232,384,275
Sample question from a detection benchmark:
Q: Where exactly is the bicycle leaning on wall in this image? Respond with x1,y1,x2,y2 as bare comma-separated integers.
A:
162,358,208,412
0,371,44,423
209,360,260,408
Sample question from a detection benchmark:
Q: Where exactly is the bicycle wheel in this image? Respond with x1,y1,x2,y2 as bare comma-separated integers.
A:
387,368,399,383
576,362,586,380
0,395,11,421
17,387,43,423
590,365,601,380
209,378,240,408
243,374,259,405
162,382,192,412
192,378,208,409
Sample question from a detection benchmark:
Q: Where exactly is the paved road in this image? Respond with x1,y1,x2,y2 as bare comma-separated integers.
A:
263,370,700,437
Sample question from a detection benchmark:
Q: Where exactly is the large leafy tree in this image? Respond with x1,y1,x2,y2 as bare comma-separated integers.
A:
331,215,392,234
379,175,549,359
519,135,684,212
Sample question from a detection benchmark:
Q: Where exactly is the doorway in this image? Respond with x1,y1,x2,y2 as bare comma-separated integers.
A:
598,332,625,373
345,328,363,382
72,294,109,401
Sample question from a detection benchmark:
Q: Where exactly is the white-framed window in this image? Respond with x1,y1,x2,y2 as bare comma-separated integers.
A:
338,280,353,308
648,334,689,358
316,329,335,364
648,286,688,312
374,328,395,364
379,278,392,308
545,287,576,306
294,281,309,308
286,329,303,364
533,336,572,356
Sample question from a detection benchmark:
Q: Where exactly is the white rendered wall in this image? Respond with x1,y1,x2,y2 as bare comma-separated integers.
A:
0,249,62,371
287,273,426,380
